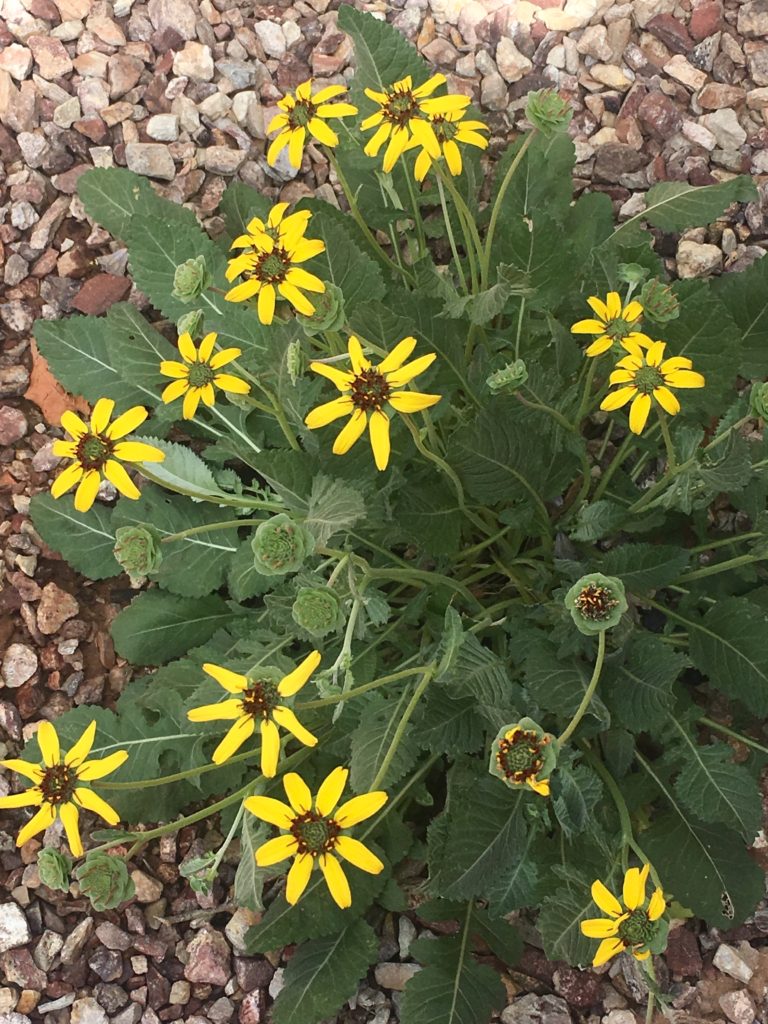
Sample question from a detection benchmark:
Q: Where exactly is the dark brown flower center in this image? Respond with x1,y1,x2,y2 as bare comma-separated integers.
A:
496,729,544,783
40,763,78,805
575,584,619,621
248,248,291,284
618,908,655,946
384,88,419,126
431,116,459,142
290,811,340,856
633,365,664,395
187,362,215,388
288,100,315,129
76,433,113,471
349,369,391,411
240,679,280,720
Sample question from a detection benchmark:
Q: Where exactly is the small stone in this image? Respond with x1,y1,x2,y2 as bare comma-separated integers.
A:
172,41,214,81
713,944,754,984
238,990,264,1024
594,142,645,183
37,583,79,635
94,923,130,952
539,0,597,31
0,407,28,445
501,993,572,1024
677,240,722,278
719,991,756,1024
198,92,231,119
28,36,73,79
496,37,532,83
638,92,682,138
0,991,17,1013
70,998,108,1024
0,45,33,80
747,86,768,108
373,963,422,991
698,83,747,109
147,0,197,39
225,908,260,956
700,109,747,148
168,981,190,1006
4,254,28,287
130,870,163,903
602,1012,635,1024
184,928,231,986
53,96,80,128
421,37,458,68
146,113,178,141
646,13,693,53
577,25,613,61
202,146,247,174
738,1,768,37
690,0,723,40
33,931,63,972
663,54,707,90
60,919,94,964
88,948,123,983
664,926,703,977
748,47,768,86
108,54,143,99
480,71,508,111
1,644,37,688
0,950,45,991
11,201,39,230
0,905,31,954
253,20,286,58
125,142,175,181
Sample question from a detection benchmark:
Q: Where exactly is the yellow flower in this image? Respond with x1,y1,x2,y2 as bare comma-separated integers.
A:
245,766,387,909
361,74,471,173
581,864,667,967
571,291,650,357
50,399,165,513
160,331,250,420
267,79,358,169
600,339,705,434
225,202,326,325
0,721,128,858
405,109,489,181
187,652,321,777
305,336,441,471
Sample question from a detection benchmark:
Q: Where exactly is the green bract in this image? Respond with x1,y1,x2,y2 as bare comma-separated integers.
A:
176,308,205,337
172,255,211,301
565,573,628,635
525,88,573,136
750,381,768,419
296,282,346,337
292,586,342,637
74,851,136,911
640,278,680,323
251,513,314,576
487,359,528,394
37,847,73,893
114,524,163,584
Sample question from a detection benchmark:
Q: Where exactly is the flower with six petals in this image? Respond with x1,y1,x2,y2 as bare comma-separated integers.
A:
245,766,387,908
187,652,321,777
0,721,128,857
160,331,250,420
267,79,358,169
51,399,165,513
405,109,489,181
571,291,650,357
600,339,705,434
581,864,667,967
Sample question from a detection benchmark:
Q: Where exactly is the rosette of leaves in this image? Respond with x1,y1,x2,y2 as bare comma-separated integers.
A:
74,851,135,911
251,514,315,576
37,848,73,893
525,88,573,136
292,586,343,638
114,524,163,585
172,255,211,301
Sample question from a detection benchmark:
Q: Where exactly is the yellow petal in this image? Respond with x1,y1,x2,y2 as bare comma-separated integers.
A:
313,84,348,104
178,332,197,363
73,787,120,825
385,353,436,387
623,866,646,911
382,126,410,173
277,281,316,316
333,409,367,455
290,239,326,263
600,386,637,412
162,379,189,404
200,383,215,408
213,716,255,765
586,295,609,321
315,766,348,816
368,409,391,472
59,802,83,858
104,460,141,501
571,318,607,335
605,291,622,320
16,802,56,849
61,410,88,440
258,283,276,325
609,369,635,385
646,340,666,367
308,361,355,391
308,117,338,147
106,405,148,440
360,110,385,131
420,94,470,114
0,760,44,783
268,130,294,168
319,853,351,909
278,650,322,697
65,721,97,767
76,750,128,781
410,118,441,158
90,397,115,435
527,776,550,797
283,772,313,814
442,138,462,176
633,948,651,961
0,790,43,808
50,462,83,499
203,663,248,693
209,347,242,369
160,360,189,380
316,101,357,118
267,112,289,134
52,440,76,458
214,373,250,394
413,73,446,98
591,879,623,918
268,203,290,227
378,337,417,374
581,917,621,938
260,718,281,778
225,279,261,303
38,721,61,767
284,267,325,293
112,441,165,463
653,385,680,416
623,300,643,322
198,332,217,362
285,852,313,905
74,469,101,513
455,129,488,150
387,391,441,414
348,336,370,374
335,790,388,827
255,834,299,867
363,122,391,157
187,699,244,722
648,888,666,921
660,356,693,373
335,835,384,874
593,937,625,967
272,706,317,747
664,369,705,389
624,331,653,350
584,336,613,357
629,393,652,434
244,795,294,829
288,126,306,168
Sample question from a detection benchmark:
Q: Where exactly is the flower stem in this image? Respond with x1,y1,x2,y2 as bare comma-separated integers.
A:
676,552,762,583
405,171,427,258
371,664,436,790
658,411,676,472
481,131,535,291
558,631,606,745
574,358,598,427
436,172,468,295
590,431,636,503
435,163,483,284
297,666,428,710
160,516,278,544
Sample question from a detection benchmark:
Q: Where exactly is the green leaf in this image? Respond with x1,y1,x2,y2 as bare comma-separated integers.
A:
108,303,175,399
394,473,462,556
350,691,420,793
272,919,378,1024
603,634,688,732
136,436,229,501
697,431,753,494
687,597,768,715
471,907,523,965
234,814,271,912
338,4,428,94
715,250,768,378
30,492,120,580
442,632,516,719
219,181,271,240
442,267,529,325
599,543,689,593
524,643,609,727
420,691,485,755
552,764,602,838
77,167,155,238
112,591,235,665
618,176,757,234
538,877,598,967
227,540,275,601
304,473,366,547
569,499,626,542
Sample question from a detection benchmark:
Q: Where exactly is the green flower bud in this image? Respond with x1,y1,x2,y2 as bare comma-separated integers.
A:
487,359,528,394
489,717,558,797
292,586,342,637
74,851,136,911
251,513,314,576
525,89,573,137
617,263,649,285
177,309,205,337
286,339,304,386
37,847,73,893
750,381,768,420
639,279,680,323
295,282,346,337
172,256,211,302
114,524,163,585
564,572,628,635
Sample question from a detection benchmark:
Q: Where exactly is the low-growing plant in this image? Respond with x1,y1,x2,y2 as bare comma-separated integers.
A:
4,8,768,1022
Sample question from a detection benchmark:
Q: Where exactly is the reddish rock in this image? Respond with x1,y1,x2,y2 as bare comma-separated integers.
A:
73,116,109,143
690,0,724,40
37,583,79,635
184,928,231,986
638,91,683,139
553,966,602,1009
72,273,131,315
665,926,703,978
594,142,646,183
0,948,46,990
52,163,90,194
646,13,693,54
27,35,73,79
698,83,747,109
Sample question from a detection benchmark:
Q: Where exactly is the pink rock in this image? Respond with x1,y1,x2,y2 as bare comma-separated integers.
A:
28,35,73,79
37,582,79,635
0,44,33,81
698,82,747,109
184,929,232,986
72,273,131,315
689,0,723,41
646,13,693,54
638,91,683,139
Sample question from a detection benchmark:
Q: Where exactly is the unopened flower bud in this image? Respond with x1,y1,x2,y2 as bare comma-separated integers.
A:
286,339,304,385
74,851,135,911
296,282,346,337
487,359,528,394
489,717,558,797
114,524,163,585
172,256,211,302
617,263,649,285
37,847,72,893
750,381,768,420
639,279,680,324
251,513,314,576
292,586,341,637
177,309,205,338
525,89,573,136
565,572,628,635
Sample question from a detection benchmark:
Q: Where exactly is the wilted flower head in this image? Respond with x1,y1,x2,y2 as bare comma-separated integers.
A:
292,586,342,638
114,524,163,585
525,89,573,136
251,513,315,576
176,309,204,338
295,281,346,337
489,717,558,797
639,279,680,324
74,852,136,911
565,573,627,635
172,256,211,302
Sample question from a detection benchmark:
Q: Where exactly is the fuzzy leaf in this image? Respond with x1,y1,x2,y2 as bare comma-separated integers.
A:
603,634,688,732
599,543,689,593
688,597,768,715
136,436,228,501
338,4,428,94
350,691,420,793
394,474,462,556
618,176,757,234
524,643,609,727
715,251,768,378
402,931,505,1024
304,473,366,546
219,181,271,241
552,764,603,838
112,591,235,665
537,878,597,967
234,814,272,913
30,492,120,580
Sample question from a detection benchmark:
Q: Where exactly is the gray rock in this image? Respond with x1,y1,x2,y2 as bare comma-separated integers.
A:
501,994,572,1024
496,37,532,82
719,990,756,1024
33,931,64,972
594,143,645,183
700,109,747,149
1,644,37,688
70,998,107,1024
146,113,179,141
0,406,27,445
224,907,259,956
677,240,722,279
0,1014,31,1024
0,905,30,954
713,944,754,984
480,71,508,110
125,142,176,181
60,918,94,964
3,254,28,287
253,20,286,59
10,201,39,230
737,0,768,37
201,147,246,175
147,0,197,39
53,96,80,128
373,962,421,991
172,41,214,81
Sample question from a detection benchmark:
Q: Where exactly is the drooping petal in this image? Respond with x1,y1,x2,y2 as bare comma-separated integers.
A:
653,386,680,416
73,787,120,825
593,937,625,967
257,283,276,325
382,126,410,173
0,760,44,783
283,772,313,814
368,409,391,471
50,461,83,499
364,87,389,104
187,699,244,722
225,279,261,303
204,663,249,693
316,101,358,118
315,766,349,816
581,917,621,938
648,887,666,921
623,866,646,911
65,721,97,767
272,706,317,747
360,110,385,131
591,879,623,918
278,650,322,697
59,802,83,857
454,129,488,150
259,719,281,778
443,139,463,176
333,409,367,455
307,361,354,391
385,352,436,387
90,398,115,434
162,379,189,404
214,373,250,394
284,267,325,293
308,117,338,147
61,410,88,440
178,332,198,363
277,281,316,316
335,835,384,874
409,118,441,158
632,948,651,961
319,853,351,908
255,834,299,867
387,391,441,413
209,347,242,369
288,126,306,168
600,386,637,412
76,750,129,781
526,776,550,797
659,356,693,373
74,470,101,513
334,790,388,827
378,336,417,374
107,405,148,440
200,384,215,408
244,795,295,829
212,716,255,765
664,369,705,389
285,853,313,905
112,441,165,463
0,790,44,809
571,318,608,335
628,393,652,434
16,802,56,848
38,721,61,767
104,460,141,500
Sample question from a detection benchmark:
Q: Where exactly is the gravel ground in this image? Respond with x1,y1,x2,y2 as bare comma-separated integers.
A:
3,0,768,1021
